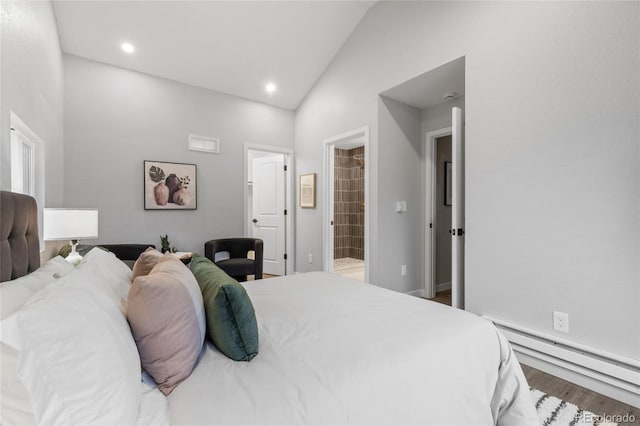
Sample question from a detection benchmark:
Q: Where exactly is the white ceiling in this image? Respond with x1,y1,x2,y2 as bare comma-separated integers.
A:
381,57,465,109
52,1,376,110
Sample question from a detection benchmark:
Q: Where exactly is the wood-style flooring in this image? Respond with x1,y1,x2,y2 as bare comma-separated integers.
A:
247,273,277,281
430,289,452,306
522,364,639,425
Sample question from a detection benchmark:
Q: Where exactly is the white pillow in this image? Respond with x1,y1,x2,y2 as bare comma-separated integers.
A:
77,247,133,296
4,263,141,425
0,342,36,426
0,256,74,320
0,256,74,426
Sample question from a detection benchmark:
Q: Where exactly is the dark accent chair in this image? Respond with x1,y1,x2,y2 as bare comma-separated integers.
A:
98,244,156,263
204,238,263,282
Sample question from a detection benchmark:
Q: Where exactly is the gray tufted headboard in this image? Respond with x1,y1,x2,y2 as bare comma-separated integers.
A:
0,191,41,282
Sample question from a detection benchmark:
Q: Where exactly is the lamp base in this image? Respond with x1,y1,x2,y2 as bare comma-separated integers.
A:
65,240,83,266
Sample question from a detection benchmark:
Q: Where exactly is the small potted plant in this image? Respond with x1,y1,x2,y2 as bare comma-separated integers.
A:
160,235,171,253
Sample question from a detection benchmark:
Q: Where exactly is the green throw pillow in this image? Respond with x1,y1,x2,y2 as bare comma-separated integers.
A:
189,254,259,361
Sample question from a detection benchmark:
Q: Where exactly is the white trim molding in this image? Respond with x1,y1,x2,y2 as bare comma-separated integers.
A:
406,289,427,298
484,316,640,408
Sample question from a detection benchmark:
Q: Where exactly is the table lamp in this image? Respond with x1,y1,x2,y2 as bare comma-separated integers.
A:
43,208,98,265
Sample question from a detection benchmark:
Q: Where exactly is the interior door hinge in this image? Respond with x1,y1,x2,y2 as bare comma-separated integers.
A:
284,209,287,215
284,253,288,260
284,165,287,171
429,223,433,229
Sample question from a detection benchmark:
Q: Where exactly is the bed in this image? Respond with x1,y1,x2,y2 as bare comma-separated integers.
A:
0,191,538,425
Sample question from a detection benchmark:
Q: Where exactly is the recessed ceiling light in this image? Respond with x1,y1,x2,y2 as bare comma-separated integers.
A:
121,42,135,54
265,82,277,94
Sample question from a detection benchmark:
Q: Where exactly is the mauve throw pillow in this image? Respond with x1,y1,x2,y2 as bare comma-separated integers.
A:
131,247,164,282
127,254,205,395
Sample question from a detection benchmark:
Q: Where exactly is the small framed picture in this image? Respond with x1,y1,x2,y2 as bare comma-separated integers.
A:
144,160,197,210
444,161,452,206
299,173,316,208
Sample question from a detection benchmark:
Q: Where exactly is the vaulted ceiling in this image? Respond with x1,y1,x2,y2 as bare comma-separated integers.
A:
53,1,377,110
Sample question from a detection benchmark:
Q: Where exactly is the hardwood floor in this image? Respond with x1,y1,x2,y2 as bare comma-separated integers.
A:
247,273,277,281
522,364,639,425
430,289,451,306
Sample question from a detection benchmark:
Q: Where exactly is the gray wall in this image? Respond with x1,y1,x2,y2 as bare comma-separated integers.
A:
377,96,422,293
0,0,65,259
64,55,294,255
294,1,639,359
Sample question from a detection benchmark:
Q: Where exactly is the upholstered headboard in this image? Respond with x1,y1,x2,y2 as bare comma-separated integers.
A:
0,191,41,282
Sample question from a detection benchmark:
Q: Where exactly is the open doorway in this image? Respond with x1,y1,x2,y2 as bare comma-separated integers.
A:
243,144,294,276
432,134,453,305
379,56,465,307
333,145,365,281
424,108,465,309
323,126,370,282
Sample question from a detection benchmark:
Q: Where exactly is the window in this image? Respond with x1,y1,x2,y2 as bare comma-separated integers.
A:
10,111,45,251
11,128,35,196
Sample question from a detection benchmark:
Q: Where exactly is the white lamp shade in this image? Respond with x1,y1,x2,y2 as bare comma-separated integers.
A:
43,209,98,241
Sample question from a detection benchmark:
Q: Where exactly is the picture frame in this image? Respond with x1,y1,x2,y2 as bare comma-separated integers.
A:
144,160,197,210
299,173,316,208
444,161,452,206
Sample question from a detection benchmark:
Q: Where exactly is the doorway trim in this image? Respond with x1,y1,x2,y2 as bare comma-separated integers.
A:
243,143,295,274
423,127,452,298
323,126,370,282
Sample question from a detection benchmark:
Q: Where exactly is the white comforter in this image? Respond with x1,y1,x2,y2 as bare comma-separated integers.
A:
169,272,538,425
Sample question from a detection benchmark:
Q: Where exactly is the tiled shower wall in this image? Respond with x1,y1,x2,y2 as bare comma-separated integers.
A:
334,146,365,260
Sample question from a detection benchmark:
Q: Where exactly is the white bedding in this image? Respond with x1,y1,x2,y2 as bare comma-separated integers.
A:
169,272,538,425
0,250,170,426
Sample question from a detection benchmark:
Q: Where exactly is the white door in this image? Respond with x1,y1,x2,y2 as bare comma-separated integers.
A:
451,107,465,309
252,155,286,275
327,144,336,272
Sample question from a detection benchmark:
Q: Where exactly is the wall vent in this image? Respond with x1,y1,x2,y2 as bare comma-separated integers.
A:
188,134,220,154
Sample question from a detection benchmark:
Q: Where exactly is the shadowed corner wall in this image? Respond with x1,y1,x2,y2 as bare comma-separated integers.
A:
0,0,65,261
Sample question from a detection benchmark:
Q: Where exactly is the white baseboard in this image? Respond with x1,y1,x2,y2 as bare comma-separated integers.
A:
406,289,426,298
516,351,639,408
484,316,640,408
436,281,451,293
407,284,449,299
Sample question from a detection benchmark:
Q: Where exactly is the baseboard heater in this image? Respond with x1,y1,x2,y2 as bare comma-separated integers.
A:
483,316,640,399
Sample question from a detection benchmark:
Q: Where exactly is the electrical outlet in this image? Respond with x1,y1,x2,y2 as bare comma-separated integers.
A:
553,311,569,332
401,264,407,276
308,253,313,264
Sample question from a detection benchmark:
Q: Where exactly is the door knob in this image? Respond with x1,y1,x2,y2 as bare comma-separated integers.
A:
252,218,258,223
